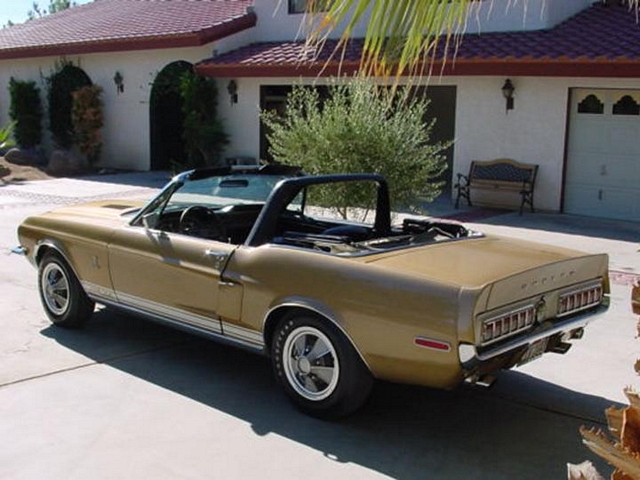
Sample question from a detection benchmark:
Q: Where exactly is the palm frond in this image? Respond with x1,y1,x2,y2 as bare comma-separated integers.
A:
0,121,17,150
304,0,640,82
304,0,478,81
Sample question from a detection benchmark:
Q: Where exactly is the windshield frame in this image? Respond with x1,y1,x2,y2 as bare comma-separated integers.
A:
130,165,303,228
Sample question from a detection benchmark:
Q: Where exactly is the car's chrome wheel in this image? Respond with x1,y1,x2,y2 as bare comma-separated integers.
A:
271,312,373,419
41,262,70,316
282,326,340,401
38,251,94,328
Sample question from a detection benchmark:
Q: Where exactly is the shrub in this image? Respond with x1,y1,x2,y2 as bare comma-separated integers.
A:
260,78,448,216
8,78,43,148
71,85,104,165
179,72,228,168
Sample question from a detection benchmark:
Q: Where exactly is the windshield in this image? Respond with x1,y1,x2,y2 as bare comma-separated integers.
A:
165,174,289,211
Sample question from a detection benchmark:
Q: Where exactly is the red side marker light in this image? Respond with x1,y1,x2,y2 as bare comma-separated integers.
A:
414,337,451,352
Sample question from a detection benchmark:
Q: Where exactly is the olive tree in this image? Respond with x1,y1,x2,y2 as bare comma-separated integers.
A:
260,78,448,216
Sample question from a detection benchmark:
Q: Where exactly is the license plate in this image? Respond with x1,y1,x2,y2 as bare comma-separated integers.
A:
518,338,549,366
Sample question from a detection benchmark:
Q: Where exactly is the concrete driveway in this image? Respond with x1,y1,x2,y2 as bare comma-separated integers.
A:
1,173,638,479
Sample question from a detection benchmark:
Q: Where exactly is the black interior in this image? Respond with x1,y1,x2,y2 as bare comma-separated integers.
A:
155,203,470,254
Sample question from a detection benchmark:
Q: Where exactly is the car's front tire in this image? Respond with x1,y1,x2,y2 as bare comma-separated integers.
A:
38,251,94,328
271,311,373,419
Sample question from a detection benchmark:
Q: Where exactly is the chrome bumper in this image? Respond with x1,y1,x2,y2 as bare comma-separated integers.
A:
459,300,609,369
11,246,27,256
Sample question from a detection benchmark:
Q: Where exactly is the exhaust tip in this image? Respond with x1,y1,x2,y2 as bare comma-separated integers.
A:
550,342,572,354
464,374,496,388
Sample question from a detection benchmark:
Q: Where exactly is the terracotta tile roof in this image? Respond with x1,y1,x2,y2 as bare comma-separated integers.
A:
0,0,255,59
197,3,640,78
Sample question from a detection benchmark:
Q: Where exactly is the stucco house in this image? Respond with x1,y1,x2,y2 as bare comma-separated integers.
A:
0,0,256,170
0,0,639,221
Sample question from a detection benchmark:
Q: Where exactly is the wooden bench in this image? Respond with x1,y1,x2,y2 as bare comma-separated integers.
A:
455,159,538,215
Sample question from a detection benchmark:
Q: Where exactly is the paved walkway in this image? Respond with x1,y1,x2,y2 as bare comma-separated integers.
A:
0,171,170,208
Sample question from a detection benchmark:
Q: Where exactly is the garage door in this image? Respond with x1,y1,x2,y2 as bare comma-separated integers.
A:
565,88,640,222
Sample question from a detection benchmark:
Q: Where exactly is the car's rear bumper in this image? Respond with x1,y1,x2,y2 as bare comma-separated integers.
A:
459,300,610,385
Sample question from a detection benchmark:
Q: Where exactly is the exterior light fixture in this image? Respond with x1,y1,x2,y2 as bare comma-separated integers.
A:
113,71,124,94
227,80,238,104
501,78,515,112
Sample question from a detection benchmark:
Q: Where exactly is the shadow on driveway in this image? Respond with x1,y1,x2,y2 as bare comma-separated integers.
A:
41,308,613,479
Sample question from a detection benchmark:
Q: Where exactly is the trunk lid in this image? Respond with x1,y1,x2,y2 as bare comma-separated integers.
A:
363,235,608,308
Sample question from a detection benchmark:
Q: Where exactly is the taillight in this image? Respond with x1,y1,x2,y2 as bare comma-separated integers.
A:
481,305,536,346
558,283,603,317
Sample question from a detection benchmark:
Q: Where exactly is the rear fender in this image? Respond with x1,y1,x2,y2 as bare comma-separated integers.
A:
262,297,372,372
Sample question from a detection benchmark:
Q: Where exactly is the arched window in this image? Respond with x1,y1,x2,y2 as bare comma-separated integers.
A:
612,95,640,115
577,94,604,114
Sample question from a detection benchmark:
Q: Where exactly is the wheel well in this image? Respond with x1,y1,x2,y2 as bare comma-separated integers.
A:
262,306,370,373
35,245,55,265
263,306,311,355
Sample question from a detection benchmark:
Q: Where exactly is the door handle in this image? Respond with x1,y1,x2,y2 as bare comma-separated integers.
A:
205,250,228,270
148,230,168,239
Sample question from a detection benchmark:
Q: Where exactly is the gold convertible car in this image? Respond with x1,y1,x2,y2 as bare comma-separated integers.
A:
16,166,610,418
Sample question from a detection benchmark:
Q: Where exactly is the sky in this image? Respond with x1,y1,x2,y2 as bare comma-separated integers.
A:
0,0,93,27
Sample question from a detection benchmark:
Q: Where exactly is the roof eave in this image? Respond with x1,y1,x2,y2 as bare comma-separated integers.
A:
0,12,256,61
196,57,640,79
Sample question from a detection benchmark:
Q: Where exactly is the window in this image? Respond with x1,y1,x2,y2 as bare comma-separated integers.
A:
577,94,604,114
612,95,640,116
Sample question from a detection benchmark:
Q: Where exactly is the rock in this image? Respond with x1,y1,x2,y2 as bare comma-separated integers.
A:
47,149,89,176
4,148,44,166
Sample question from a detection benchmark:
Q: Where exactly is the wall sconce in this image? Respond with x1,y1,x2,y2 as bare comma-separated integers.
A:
113,71,124,94
227,80,238,104
501,78,515,112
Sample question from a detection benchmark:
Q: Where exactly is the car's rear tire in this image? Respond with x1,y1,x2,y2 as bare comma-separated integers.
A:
271,311,373,419
38,251,94,328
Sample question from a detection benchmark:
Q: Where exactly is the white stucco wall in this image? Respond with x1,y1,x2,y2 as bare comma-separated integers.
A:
253,0,595,42
451,75,640,212
0,28,254,171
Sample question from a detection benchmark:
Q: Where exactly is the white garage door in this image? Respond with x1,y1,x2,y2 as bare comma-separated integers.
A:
565,88,640,222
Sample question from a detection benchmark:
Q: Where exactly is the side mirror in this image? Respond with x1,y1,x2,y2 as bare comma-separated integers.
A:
142,212,160,230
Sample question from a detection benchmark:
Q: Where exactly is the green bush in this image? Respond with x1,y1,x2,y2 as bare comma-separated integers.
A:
179,72,228,168
8,78,43,148
46,62,91,148
72,85,104,165
260,78,449,216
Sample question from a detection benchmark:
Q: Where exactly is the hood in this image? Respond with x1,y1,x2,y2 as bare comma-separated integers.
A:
363,235,607,292
43,199,146,224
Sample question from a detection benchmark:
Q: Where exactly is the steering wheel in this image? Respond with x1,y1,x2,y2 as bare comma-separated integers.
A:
179,206,227,240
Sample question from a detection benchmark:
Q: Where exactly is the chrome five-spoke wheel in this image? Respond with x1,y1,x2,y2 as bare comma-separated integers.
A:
41,262,70,316
282,326,340,401
38,251,94,328
272,312,373,419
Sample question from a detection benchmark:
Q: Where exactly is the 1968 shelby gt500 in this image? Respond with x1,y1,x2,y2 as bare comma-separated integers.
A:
17,166,610,418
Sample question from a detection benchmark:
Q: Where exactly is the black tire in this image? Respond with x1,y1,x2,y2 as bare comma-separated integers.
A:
38,251,95,328
271,311,373,419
